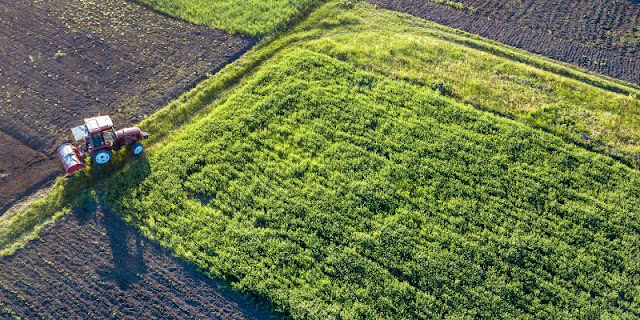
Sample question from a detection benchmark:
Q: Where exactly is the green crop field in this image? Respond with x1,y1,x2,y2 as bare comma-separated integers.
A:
104,49,640,317
94,2,640,317
137,0,321,36
3,0,640,318
140,0,640,168
292,6,640,168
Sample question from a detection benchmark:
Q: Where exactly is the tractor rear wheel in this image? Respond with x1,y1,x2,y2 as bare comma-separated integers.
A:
93,149,112,165
131,142,144,156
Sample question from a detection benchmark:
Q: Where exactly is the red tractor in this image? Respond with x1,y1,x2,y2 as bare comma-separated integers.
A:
57,115,149,174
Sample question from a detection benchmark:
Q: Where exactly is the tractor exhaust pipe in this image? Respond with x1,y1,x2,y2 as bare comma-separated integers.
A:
57,143,86,175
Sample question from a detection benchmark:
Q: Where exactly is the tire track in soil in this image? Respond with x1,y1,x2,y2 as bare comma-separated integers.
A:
0,205,273,320
0,0,256,214
366,0,640,84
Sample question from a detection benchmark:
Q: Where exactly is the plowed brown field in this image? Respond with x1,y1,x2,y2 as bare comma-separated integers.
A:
366,0,640,84
0,0,254,213
0,205,273,319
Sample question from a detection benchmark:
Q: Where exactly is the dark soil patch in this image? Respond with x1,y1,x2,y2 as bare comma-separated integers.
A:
0,132,60,213
0,0,254,213
366,0,640,84
0,205,274,319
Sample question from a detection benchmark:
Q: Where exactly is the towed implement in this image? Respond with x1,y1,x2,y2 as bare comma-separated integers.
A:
57,115,149,174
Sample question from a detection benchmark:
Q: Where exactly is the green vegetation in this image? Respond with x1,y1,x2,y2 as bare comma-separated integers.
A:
0,170,100,257
104,47,640,318
93,2,640,316
4,0,640,318
140,0,640,167
292,4,640,167
53,51,66,59
0,184,66,257
137,0,321,36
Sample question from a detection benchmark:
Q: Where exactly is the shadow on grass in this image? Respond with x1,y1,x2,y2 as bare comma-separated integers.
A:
72,153,152,289
65,152,148,214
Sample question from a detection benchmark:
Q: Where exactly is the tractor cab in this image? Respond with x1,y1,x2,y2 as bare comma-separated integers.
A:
71,116,112,147
83,115,115,152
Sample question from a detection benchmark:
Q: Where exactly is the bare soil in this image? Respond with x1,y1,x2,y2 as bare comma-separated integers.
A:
0,0,254,213
0,205,274,319
0,132,59,213
366,0,640,84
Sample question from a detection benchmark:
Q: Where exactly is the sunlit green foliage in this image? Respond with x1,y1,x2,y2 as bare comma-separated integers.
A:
138,0,640,168
137,0,321,36
294,2,640,167
145,0,640,167
105,49,640,318
433,0,473,12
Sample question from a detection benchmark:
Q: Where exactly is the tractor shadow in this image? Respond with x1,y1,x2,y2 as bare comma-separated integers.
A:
68,153,152,289
69,152,150,222
98,154,151,289
64,153,278,317
96,205,148,290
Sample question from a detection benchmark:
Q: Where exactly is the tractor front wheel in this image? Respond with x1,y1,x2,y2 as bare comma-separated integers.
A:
93,149,112,165
131,142,144,156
